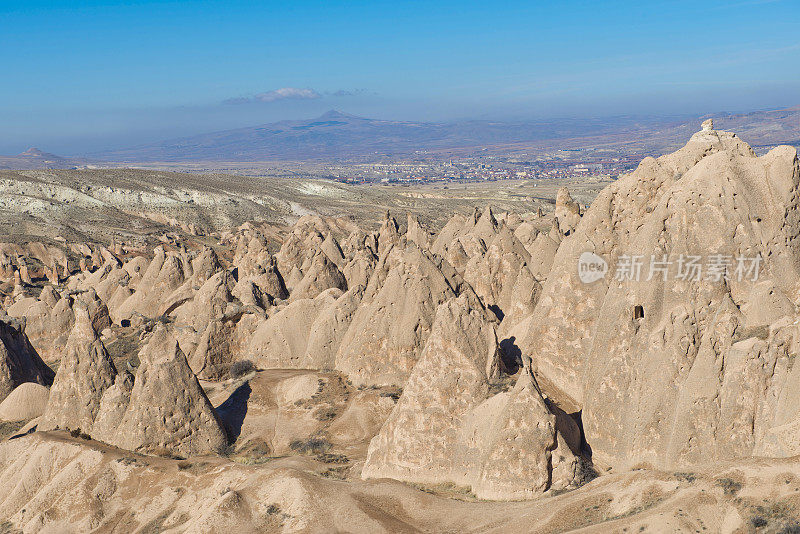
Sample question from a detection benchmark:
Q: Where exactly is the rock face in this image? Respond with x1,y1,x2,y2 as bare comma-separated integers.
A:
38,305,117,432
463,222,540,330
0,314,54,403
513,125,800,470
115,246,187,320
101,325,228,457
7,288,111,363
362,296,581,499
335,241,461,386
248,288,345,369
90,370,134,443
0,382,49,422
554,186,581,234
290,251,347,301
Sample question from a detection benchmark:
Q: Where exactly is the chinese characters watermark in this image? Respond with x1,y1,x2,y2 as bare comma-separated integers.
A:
578,252,762,283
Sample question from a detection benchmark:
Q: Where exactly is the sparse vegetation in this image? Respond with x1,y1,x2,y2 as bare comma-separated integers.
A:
289,437,332,455
116,456,144,467
575,459,599,487
378,386,403,401
409,481,477,501
313,407,338,421
673,472,698,483
316,452,348,464
744,502,799,532
320,466,348,479
716,477,743,496
230,359,256,378
150,447,185,460
0,421,25,442
68,428,92,440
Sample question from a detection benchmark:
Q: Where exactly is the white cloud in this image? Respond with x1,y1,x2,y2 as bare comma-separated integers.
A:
225,87,321,104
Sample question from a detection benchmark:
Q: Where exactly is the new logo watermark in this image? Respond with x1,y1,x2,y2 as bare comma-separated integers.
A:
577,252,762,284
577,252,608,283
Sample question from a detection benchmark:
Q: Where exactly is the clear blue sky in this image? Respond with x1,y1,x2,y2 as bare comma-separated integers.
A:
1,0,798,154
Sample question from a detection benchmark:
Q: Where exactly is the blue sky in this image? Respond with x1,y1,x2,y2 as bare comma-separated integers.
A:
1,0,798,154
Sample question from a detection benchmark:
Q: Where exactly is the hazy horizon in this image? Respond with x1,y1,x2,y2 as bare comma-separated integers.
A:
2,0,799,155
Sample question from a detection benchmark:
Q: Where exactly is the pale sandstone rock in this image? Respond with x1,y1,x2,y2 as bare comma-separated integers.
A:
463,222,538,324
90,370,134,443
377,211,401,256
513,126,762,410
38,305,117,432
290,250,347,301
7,288,110,363
320,232,346,269
171,270,236,333
0,382,49,422
115,246,187,320
303,285,364,369
0,313,53,403
189,311,260,380
231,278,267,310
335,241,462,386
405,213,433,250
512,129,800,470
190,246,223,285
554,186,581,235
471,205,499,243
342,247,377,289
102,325,228,456
363,296,580,499
248,289,343,369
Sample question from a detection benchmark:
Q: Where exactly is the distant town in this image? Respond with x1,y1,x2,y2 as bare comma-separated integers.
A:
319,148,643,185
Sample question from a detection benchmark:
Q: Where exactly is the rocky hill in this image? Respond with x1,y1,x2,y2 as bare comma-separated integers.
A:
0,148,82,170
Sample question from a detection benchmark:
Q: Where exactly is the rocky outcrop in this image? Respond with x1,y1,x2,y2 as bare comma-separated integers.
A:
335,241,462,386
38,305,117,432
342,247,377,289
463,222,539,326
90,369,134,443
363,296,581,499
377,211,401,256
99,325,228,456
189,311,260,380
0,382,49,422
171,270,236,332
554,186,581,235
405,213,432,250
513,125,800,470
115,246,187,320
248,289,344,369
0,313,53,402
7,287,111,362
290,251,347,301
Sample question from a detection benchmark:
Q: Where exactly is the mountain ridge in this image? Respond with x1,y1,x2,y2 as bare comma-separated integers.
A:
93,106,800,162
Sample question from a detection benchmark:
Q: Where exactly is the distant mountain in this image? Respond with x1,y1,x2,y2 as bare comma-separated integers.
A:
95,106,800,162
708,106,800,148
94,110,680,162
0,148,82,170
